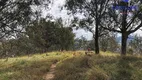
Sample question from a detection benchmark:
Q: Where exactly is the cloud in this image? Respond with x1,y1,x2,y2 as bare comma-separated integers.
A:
133,30,142,36
42,0,93,40
48,0,68,18
73,29,93,40
43,0,142,40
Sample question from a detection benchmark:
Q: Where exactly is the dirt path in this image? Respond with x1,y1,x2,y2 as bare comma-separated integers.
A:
44,63,57,80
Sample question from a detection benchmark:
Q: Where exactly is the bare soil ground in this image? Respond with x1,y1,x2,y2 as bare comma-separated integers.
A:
44,64,57,80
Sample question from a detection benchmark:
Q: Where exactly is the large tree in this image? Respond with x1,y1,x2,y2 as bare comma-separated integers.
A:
26,19,75,51
0,0,50,39
101,0,142,55
65,0,109,54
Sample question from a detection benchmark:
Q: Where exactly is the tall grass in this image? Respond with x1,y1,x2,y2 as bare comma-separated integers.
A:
1,51,142,80
0,51,74,80
54,52,142,80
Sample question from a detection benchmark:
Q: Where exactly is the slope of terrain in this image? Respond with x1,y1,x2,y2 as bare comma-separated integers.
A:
0,51,77,80
0,51,142,80
54,52,142,80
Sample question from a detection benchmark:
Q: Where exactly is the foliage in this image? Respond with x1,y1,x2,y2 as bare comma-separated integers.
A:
74,36,88,50
87,39,95,50
129,35,142,54
0,0,50,39
65,0,110,54
27,19,75,51
100,33,119,52
65,0,142,55
101,0,142,55
57,25,75,51
0,19,75,57
0,35,37,58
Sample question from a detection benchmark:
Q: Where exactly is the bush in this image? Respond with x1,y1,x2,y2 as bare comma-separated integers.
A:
127,48,134,55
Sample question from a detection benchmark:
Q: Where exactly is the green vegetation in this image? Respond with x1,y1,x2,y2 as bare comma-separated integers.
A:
0,51,142,80
54,52,142,80
0,51,74,80
0,0,142,80
0,19,75,58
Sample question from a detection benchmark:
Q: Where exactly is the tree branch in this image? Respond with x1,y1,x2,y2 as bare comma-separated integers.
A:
128,22,142,34
100,24,121,33
126,11,140,30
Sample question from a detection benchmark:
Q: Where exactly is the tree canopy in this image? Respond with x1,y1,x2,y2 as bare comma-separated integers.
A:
65,0,142,55
0,0,50,39
65,0,110,54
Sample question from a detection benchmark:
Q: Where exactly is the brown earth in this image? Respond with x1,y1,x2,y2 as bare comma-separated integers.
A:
44,64,57,80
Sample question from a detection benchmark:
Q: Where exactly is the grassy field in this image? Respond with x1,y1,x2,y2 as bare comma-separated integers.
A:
0,51,142,80
54,51,142,80
0,51,76,80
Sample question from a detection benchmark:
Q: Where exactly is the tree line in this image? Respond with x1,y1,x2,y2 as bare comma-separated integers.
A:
0,18,75,58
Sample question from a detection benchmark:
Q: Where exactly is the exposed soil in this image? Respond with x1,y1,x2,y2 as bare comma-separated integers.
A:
44,64,57,80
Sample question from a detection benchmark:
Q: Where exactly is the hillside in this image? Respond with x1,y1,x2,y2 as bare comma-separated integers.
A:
0,51,142,80
0,51,74,80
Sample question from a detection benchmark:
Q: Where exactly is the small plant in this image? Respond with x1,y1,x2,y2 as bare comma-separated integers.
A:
127,48,134,55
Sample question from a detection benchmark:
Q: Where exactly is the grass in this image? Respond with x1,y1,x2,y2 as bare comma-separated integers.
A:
0,51,75,80
1,51,142,80
54,52,142,80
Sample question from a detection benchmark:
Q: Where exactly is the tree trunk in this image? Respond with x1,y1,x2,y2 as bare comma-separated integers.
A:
95,22,99,54
94,0,99,54
121,33,128,55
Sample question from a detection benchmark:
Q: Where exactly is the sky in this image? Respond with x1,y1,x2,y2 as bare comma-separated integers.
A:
42,0,93,40
42,0,142,40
